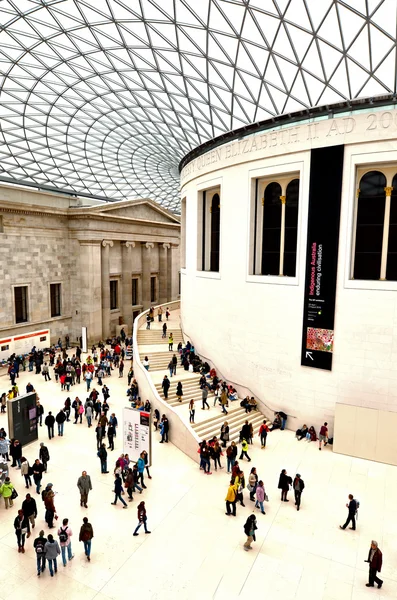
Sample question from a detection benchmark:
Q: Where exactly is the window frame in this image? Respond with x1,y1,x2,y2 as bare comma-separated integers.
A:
150,275,157,303
132,277,139,306
196,181,222,277
49,282,62,318
110,279,119,311
13,284,29,324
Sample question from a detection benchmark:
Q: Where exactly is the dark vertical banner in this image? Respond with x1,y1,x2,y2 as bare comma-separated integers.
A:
301,145,344,370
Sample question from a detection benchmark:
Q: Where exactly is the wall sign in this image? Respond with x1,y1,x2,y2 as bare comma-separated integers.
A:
123,407,151,466
301,145,344,370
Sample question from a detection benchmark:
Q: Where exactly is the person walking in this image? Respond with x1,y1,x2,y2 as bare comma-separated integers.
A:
248,467,258,502
220,389,228,415
225,479,237,516
22,493,37,529
137,452,147,488
111,473,127,508
160,415,169,443
176,381,183,403
255,481,266,514
293,474,305,511
365,541,383,588
85,403,93,428
56,409,66,436
220,422,229,448
278,469,292,502
45,412,55,439
189,399,195,423
201,386,210,410
319,422,328,450
33,459,45,494
79,517,93,561
21,457,32,488
58,518,74,567
340,494,357,531
10,439,22,468
0,476,14,508
243,514,258,551
133,501,151,535
77,471,92,508
42,362,51,381
168,333,173,351
44,534,60,576
226,441,237,473
258,421,270,448
162,322,167,338
239,438,251,462
161,375,170,400
97,444,108,473
39,442,50,472
14,509,30,553
43,484,57,528
171,353,177,375
33,530,47,576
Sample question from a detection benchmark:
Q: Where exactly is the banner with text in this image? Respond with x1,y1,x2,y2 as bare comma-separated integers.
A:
301,145,344,370
123,407,152,466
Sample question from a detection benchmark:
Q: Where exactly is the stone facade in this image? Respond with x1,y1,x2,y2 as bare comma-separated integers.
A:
0,184,180,344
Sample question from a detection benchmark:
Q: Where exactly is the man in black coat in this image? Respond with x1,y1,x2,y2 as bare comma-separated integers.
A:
55,409,66,436
22,493,38,529
44,412,55,439
39,443,50,472
340,494,357,531
293,474,305,511
365,540,383,588
161,376,170,400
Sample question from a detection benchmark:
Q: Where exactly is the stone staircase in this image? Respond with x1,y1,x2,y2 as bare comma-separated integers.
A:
137,310,268,447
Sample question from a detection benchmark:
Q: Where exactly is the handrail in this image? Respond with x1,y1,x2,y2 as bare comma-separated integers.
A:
180,313,297,421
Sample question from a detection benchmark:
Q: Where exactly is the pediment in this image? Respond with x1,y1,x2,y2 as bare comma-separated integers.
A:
93,199,180,224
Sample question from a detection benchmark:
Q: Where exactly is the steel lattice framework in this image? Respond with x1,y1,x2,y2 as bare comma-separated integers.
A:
0,0,396,211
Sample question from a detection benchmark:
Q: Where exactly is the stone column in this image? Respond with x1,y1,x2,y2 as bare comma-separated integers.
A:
79,241,102,343
159,243,170,304
141,242,154,309
101,240,113,340
122,241,135,332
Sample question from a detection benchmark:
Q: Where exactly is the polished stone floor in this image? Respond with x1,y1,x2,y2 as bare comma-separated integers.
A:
0,357,396,600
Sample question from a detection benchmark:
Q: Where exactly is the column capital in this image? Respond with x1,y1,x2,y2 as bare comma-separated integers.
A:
384,186,394,196
162,243,171,250
170,243,179,249
280,195,286,205
142,242,154,249
122,241,136,248
102,240,114,248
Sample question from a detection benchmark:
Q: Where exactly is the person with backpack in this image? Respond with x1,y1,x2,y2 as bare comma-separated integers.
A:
258,421,270,448
79,517,94,561
14,509,30,553
0,476,14,509
243,514,258,551
133,501,151,535
44,534,60,576
293,474,305,511
22,493,37,529
58,518,74,567
340,494,357,531
39,442,50,472
34,530,47,575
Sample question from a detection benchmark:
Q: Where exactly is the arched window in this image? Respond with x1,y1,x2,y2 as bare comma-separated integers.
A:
353,171,386,280
262,182,282,275
284,179,300,277
210,193,220,272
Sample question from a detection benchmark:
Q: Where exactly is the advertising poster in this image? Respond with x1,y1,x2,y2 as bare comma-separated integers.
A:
123,407,151,465
301,145,344,370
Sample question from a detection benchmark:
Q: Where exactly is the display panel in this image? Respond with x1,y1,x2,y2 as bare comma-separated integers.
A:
123,407,151,466
8,392,38,446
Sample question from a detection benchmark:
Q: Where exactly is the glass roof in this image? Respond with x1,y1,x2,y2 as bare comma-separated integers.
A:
0,0,395,211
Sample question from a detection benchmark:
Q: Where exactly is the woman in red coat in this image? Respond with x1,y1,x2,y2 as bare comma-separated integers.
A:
365,541,383,588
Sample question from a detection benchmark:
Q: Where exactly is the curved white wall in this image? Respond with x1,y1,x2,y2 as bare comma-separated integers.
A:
180,108,397,434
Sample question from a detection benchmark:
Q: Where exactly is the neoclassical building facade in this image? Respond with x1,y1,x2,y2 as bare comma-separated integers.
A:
0,183,180,345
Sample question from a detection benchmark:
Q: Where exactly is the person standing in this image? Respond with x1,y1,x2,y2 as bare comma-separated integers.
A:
45,412,55,439
160,415,169,443
319,422,328,450
157,306,163,322
365,541,383,588
33,459,45,494
172,353,177,376
10,439,22,468
44,534,60,576
243,514,258,551
226,441,237,473
248,467,258,502
278,469,292,502
220,422,229,448
111,473,127,508
133,501,151,535
22,493,37,529
42,362,51,381
201,386,210,410
293,474,305,511
176,381,183,403
14,509,30,553
56,409,66,436
137,452,147,488
168,333,173,351
189,399,195,423
34,530,47,576
220,389,228,415
258,421,270,448
98,444,108,473
77,471,92,508
255,481,266,514
161,375,170,400
44,484,57,528
340,494,357,531
85,403,93,427
225,479,237,516
0,476,14,508
162,322,167,338
58,518,74,567
39,442,50,472
21,457,32,488
79,517,93,561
